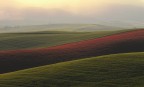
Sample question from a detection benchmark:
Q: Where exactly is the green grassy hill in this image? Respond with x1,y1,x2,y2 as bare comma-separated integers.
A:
0,30,128,50
0,52,144,87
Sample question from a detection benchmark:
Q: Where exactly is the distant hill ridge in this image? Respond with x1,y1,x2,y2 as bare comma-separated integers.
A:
0,24,122,33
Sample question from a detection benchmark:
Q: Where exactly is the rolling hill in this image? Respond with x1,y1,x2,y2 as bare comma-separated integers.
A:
0,29,143,74
0,30,129,50
0,52,144,87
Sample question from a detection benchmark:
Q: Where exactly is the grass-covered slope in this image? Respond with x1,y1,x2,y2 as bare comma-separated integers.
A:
0,52,144,87
0,29,143,74
0,30,126,50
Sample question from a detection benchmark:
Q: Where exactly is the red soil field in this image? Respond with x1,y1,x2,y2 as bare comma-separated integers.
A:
0,29,144,74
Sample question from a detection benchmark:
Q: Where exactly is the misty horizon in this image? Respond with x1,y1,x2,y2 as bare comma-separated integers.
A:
0,0,144,27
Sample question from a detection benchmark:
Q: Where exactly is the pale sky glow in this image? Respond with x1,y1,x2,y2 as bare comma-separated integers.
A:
0,0,144,25
0,0,107,19
2,0,143,11
1,0,108,13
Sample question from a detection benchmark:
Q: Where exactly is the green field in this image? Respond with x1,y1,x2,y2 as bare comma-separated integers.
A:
0,29,143,87
0,30,128,50
0,52,144,87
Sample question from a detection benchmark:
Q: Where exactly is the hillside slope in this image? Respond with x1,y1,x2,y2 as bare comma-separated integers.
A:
0,30,127,50
0,29,144,73
0,52,144,87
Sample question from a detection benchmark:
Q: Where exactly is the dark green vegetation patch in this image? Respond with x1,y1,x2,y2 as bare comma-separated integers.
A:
0,52,144,87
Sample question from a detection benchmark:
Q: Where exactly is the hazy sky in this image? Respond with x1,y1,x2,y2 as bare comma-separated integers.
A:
0,0,144,25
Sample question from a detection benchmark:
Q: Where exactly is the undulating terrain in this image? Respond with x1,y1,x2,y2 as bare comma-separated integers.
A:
0,52,144,87
1,0,144,86
0,30,129,51
0,28,144,87
0,29,143,74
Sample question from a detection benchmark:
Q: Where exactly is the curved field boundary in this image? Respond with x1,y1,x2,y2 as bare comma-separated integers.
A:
0,29,144,74
0,52,144,87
